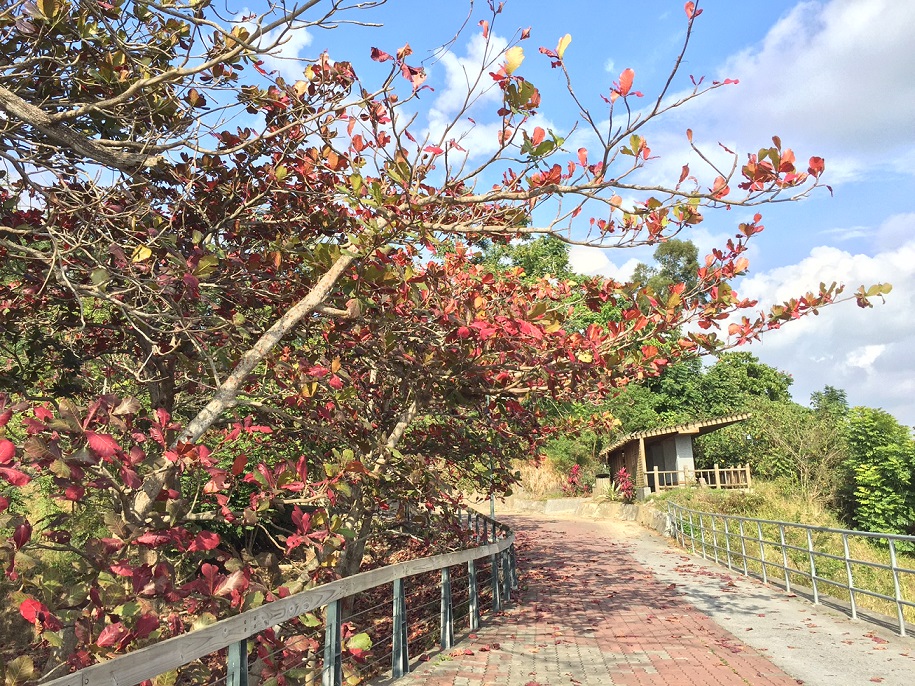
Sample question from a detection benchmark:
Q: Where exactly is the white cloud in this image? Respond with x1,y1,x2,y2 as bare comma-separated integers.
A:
731,212,915,424
845,344,885,371
568,246,641,281
612,0,915,195
429,32,508,116
236,13,313,80
693,0,915,179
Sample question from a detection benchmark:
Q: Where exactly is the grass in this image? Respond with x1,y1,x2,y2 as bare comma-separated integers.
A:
653,482,915,628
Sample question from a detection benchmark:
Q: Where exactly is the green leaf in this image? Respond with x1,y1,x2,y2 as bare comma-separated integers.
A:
346,632,372,651
190,612,217,632
5,656,35,686
299,612,322,627
36,0,60,20
152,671,179,686
91,268,110,286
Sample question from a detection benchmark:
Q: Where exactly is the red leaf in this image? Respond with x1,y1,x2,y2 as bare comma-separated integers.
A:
479,19,489,38
64,484,85,501
0,496,9,512
807,156,825,177
577,147,588,167
0,466,30,486
231,452,248,476
13,521,32,549
86,431,121,458
531,127,545,146
96,622,130,648
120,465,142,489
20,598,44,624
19,598,61,630
424,145,444,155
684,1,696,18
110,561,135,577
370,47,393,63
0,439,14,464
135,532,172,547
0,409,11,428
133,613,159,640
188,531,221,552
215,569,248,597
618,68,634,96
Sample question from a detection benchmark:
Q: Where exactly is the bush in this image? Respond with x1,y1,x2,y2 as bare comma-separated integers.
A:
613,467,635,504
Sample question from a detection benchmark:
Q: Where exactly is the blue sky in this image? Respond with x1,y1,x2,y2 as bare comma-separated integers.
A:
252,0,915,424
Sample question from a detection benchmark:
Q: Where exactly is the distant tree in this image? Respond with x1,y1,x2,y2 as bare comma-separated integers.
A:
699,351,793,414
632,239,702,296
811,385,849,417
477,235,575,282
839,407,915,537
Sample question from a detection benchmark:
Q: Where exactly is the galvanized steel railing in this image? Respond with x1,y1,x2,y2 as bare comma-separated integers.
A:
667,502,915,636
45,511,517,686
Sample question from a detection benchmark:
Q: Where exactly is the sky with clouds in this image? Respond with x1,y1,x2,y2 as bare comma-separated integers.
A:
251,0,915,424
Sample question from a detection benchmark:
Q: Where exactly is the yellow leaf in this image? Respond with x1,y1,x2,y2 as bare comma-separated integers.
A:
504,46,524,75
131,245,152,262
36,0,59,20
556,34,572,59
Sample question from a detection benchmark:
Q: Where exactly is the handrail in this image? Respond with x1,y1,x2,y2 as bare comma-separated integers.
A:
667,502,915,637
45,511,516,686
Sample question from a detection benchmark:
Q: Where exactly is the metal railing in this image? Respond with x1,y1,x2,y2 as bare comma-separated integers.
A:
667,502,915,636
46,511,516,686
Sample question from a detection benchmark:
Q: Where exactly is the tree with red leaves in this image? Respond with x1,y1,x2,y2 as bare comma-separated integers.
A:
0,0,885,677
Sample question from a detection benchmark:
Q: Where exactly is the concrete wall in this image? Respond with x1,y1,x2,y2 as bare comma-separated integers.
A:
476,496,671,537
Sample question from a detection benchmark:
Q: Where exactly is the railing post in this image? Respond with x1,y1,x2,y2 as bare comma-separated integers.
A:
688,510,697,554
713,463,721,489
653,465,659,492
227,638,249,686
738,519,748,576
779,524,791,594
843,533,857,621
468,559,480,630
475,514,481,541
805,529,819,604
491,553,501,611
510,544,519,590
710,516,720,564
501,549,511,602
723,517,733,570
757,521,768,585
745,463,752,490
323,600,342,686
698,513,707,559
888,539,907,637
440,567,453,649
392,579,409,677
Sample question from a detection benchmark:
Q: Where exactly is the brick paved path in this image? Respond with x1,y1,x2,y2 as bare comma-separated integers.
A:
380,516,800,686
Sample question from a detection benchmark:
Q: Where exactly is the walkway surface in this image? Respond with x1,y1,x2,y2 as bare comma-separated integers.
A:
378,514,915,686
